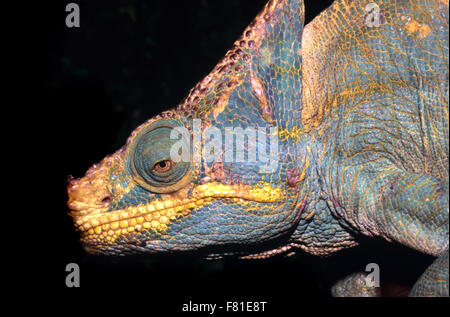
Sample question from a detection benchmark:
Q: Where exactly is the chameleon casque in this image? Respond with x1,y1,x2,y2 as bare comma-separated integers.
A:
67,0,449,296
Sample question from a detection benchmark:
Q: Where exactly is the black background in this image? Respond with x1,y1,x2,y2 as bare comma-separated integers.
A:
22,0,442,311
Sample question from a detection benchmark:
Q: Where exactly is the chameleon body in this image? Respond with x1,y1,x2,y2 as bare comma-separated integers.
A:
67,0,449,296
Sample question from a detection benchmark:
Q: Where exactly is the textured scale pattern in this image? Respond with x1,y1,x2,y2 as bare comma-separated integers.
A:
303,1,449,256
331,272,379,297
67,0,449,296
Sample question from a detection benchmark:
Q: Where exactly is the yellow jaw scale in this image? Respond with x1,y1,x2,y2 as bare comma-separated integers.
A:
71,182,284,244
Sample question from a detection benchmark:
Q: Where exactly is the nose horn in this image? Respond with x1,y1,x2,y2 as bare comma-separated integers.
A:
67,174,80,185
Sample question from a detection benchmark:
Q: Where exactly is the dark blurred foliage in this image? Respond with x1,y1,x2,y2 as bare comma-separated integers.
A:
31,0,435,307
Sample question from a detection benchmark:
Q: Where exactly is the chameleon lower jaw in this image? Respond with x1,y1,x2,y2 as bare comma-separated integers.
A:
70,182,285,244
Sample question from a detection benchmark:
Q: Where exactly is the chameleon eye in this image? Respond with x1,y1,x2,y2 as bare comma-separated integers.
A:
152,159,173,174
128,119,192,193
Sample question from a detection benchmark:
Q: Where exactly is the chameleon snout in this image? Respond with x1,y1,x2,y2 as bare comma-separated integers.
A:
66,156,115,228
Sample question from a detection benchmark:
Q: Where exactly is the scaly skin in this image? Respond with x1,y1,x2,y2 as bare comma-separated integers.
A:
67,0,449,296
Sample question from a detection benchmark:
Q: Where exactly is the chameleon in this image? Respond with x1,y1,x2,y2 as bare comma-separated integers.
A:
67,0,449,296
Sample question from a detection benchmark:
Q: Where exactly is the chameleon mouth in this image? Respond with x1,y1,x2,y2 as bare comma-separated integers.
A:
69,182,284,243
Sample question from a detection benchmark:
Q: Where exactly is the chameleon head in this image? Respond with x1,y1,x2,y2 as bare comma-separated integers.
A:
67,109,306,255
67,0,307,255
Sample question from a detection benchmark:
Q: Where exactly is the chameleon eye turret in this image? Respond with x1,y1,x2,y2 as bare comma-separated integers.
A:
128,118,193,194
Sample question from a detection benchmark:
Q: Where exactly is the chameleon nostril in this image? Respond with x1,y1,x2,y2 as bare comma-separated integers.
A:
101,196,111,204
